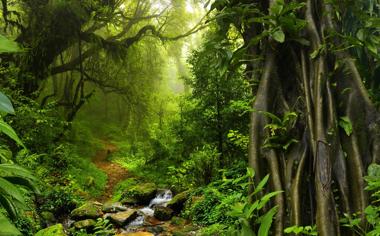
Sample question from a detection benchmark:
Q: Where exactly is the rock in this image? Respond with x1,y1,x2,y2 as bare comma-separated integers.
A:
35,224,66,236
153,206,173,221
73,219,96,230
70,202,103,220
40,211,56,225
120,183,157,205
146,225,165,234
107,209,138,226
171,216,187,226
102,201,127,213
167,191,190,214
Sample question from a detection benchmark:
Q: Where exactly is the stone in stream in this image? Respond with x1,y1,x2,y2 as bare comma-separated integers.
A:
35,224,66,236
120,183,157,205
70,202,103,220
107,209,138,226
73,219,97,230
153,206,174,221
102,201,127,213
167,190,190,214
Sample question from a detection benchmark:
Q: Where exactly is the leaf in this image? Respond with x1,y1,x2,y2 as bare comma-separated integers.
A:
0,212,21,236
0,92,15,114
272,29,285,43
338,116,353,136
253,175,269,195
257,191,283,210
0,120,25,148
258,206,278,236
0,35,22,54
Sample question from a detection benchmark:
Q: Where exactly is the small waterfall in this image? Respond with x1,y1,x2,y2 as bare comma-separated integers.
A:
148,189,173,208
127,189,173,228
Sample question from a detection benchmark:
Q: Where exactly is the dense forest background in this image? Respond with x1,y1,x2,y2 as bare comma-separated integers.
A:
0,0,379,235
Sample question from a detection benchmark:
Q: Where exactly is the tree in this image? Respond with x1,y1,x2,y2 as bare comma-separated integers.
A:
0,0,206,120
210,0,380,235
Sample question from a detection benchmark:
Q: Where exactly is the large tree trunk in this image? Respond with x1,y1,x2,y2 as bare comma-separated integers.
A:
240,0,380,235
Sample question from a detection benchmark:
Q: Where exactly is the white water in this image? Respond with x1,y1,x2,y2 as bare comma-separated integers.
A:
126,189,173,228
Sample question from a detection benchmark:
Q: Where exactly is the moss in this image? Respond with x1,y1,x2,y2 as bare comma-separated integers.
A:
120,183,157,205
70,202,103,220
167,190,190,214
34,224,66,236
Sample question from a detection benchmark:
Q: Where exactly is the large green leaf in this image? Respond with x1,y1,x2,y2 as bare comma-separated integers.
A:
0,35,21,54
0,92,14,114
0,212,21,236
258,206,278,236
0,121,25,148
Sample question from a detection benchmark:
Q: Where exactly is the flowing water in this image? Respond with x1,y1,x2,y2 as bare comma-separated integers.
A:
126,189,173,229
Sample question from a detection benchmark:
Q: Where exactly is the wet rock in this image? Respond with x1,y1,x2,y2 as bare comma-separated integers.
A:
35,224,66,236
120,183,157,205
107,209,138,226
153,206,173,221
167,191,189,214
73,219,96,230
70,202,103,220
102,201,127,213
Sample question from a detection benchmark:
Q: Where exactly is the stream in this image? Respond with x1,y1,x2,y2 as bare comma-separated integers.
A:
123,189,173,232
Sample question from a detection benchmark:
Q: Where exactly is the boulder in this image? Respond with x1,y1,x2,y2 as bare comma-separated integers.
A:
35,224,66,236
102,201,127,213
120,183,157,205
107,209,138,226
70,202,103,220
153,206,173,221
73,219,97,230
167,191,190,214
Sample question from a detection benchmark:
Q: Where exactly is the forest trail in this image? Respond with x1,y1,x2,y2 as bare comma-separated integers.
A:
93,141,128,202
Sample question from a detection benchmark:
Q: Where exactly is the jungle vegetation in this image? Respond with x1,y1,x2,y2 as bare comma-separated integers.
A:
0,0,379,235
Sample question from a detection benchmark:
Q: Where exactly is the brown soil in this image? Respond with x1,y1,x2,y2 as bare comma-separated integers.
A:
93,141,128,202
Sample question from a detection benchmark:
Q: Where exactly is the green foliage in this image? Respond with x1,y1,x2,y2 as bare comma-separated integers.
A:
92,218,116,236
338,116,353,136
261,111,298,150
340,164,380,235
0,35,22,54
182,167,280,235
284,225,318,235
169,145,220,187
226,168,281,236
0,91,38,235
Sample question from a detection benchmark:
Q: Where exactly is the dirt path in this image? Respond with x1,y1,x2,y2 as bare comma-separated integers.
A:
93,141,128,202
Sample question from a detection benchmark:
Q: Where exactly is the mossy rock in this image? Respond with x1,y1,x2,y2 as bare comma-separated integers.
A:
120,183,157,205
107,209,138,226
40,211,56,225
167,191,190,214
70,202,103,220
102,201,127,213
35,224,66,236
73,219,97,230
153,206,173,221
